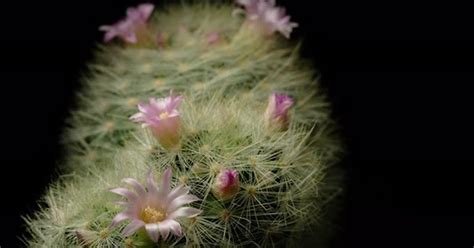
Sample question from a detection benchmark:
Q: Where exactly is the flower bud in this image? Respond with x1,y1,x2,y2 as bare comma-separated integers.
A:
212,169,240,201
264,93,294,131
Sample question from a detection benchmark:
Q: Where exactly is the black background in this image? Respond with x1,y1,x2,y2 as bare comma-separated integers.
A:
1,0,473,247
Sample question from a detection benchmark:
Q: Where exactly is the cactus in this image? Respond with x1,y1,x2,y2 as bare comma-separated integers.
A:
23,1,343,247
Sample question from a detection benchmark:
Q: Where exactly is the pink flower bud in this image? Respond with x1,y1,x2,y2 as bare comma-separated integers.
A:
212,169,240,201
264,93,294,130
130,92,184,150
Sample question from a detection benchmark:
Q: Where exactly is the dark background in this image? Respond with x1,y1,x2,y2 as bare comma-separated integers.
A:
1,0,473,247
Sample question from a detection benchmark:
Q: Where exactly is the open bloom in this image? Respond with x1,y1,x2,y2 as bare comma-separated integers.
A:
264,93,294,130
236,0,298,38
130,93,184,150
109,168,202,242
212,169,240,201
99,3,154,43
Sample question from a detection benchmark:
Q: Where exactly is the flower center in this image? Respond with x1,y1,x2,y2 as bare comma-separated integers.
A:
141,206,167,223
159,111,170,119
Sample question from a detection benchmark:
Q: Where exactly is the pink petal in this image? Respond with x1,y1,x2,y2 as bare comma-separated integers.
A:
109,187,137,200
159,219,182,238
122,178,146,198
114,201,128,206
168,207,202,219
165,95,184,113
158,222,171,240
137,3,155,20
129,112,144,122
145,223,160,242
110,212,129,228
147,170,159,204
167,194,200,213
167,185,189,202
98,25,111,31
122,219,145,236
166,219,183,236
137,102,150,114
159,168,172,196
150,98,167,112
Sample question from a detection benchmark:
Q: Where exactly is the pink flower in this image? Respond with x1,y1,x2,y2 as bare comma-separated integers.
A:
264,93,294,130
236,0,298,38
212,169,240,201
130,93,184,150
109,168,202,242
206,32,221,45
99,3,154,43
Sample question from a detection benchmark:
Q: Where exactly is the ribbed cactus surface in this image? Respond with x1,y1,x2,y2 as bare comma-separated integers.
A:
24,2,342,247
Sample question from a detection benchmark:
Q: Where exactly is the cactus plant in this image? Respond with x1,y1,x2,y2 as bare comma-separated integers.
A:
23,1,343,247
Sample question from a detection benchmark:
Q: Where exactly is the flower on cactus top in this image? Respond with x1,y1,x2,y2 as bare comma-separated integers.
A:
236,0,298,38
212,169,240,201
264,93,294,130
99,3,154,43
109,168,202,242
130,93,184,150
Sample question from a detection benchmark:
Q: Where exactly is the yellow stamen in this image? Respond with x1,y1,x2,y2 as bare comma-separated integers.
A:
159,111,170,119
141,206,166,223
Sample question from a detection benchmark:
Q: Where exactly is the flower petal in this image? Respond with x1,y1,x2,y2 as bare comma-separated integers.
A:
122,219,145,236
109,187,137,200
145,223,160,242
159,168,172,196
147,170,159,204
137,3,155,20
159,219,182,238
110,212,129,228
122,178,146,198
167,184,189,202
158,222,171,240
167,194,200,213
114,201,128,206
167,219,183,236
165,95,184,113
168,207,202,219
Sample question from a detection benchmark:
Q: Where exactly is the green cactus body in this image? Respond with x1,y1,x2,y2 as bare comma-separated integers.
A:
24,2,342,247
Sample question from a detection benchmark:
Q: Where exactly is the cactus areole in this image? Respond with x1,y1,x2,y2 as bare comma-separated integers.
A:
25,1,343,247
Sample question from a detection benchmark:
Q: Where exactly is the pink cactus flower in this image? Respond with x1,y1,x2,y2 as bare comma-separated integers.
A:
264,93,294,130
109,168,202,242
212,169,240,201
206,32,221,45
236,0,298,38
99,3,154,43
130,93,184,150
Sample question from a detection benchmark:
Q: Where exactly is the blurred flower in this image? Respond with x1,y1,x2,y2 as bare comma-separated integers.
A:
206,32,221,45
130,92,184,150
212,169,240,201
236,0,298,38
99,3,154,43
109,168,202,242
264,93,294,130
156,32,167,49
